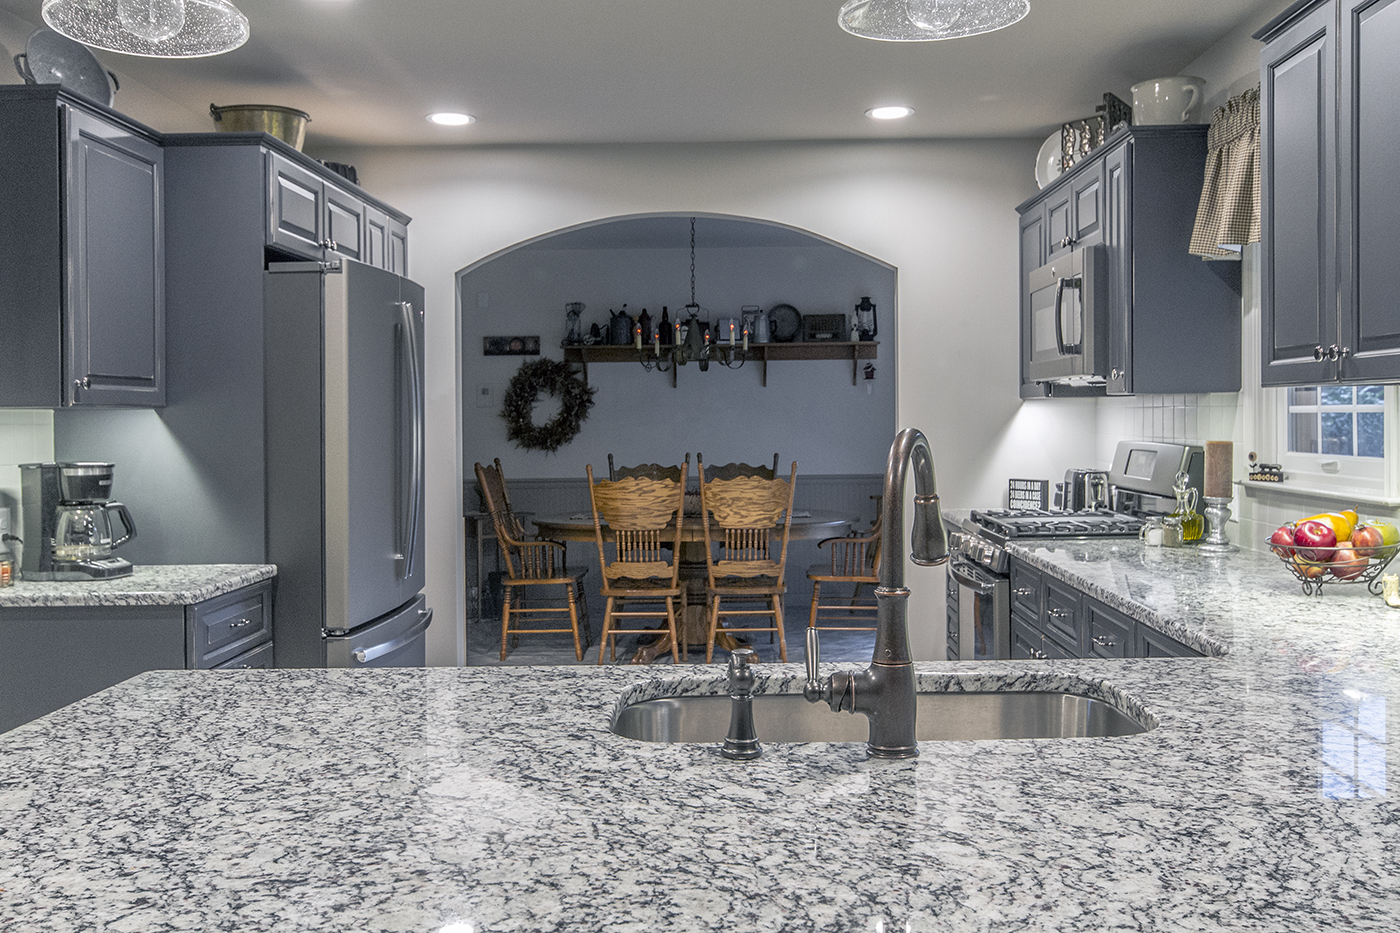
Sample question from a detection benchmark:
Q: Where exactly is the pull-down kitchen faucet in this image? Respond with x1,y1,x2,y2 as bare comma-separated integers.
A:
804,428,948,758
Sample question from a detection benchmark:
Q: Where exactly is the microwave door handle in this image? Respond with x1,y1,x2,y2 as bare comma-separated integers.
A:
1055,276,1083,355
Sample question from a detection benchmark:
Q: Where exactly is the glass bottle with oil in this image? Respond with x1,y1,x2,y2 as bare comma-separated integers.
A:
1171,470,1204,543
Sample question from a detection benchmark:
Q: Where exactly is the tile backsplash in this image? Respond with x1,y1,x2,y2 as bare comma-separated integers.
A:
1094,393,1242,469
0,410,54,538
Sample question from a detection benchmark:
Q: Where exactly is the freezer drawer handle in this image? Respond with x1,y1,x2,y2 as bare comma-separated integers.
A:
353,608,432,664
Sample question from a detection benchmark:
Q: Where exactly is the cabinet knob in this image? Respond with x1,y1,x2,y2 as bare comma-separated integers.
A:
1059,236,1076,248
1313,345,1326,362
1327,344,1351,361
1110,367,1120,380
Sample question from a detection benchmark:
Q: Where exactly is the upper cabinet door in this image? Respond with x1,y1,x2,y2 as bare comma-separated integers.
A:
324,183,366,263
388,219,409,276
1260,1,1338,386
267,152,325,259
65,107,165,406
1336,0,1400,380
1102,141,1132,395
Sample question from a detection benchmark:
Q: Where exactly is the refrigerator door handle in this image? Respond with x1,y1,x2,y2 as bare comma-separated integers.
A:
395,300,424,581
353,608,433,664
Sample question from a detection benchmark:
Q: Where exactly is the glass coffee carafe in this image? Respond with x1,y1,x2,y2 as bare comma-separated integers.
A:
53,501,136,561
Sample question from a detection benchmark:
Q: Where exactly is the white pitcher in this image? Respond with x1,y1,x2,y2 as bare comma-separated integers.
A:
1130,76,1206,125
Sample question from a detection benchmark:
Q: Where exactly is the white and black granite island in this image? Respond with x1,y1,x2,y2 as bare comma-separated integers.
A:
2,543,1399,932
0,564,276,733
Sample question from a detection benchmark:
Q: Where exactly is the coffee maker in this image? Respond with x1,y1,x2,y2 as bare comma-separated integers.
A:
18,462,137,581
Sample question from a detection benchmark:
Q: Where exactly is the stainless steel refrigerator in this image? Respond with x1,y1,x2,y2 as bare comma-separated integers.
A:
264,260,430,667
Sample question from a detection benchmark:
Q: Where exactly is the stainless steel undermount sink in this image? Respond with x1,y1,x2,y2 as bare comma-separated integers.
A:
611,688,1153,744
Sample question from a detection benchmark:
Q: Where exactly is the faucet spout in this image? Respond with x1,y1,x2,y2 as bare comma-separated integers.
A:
801,428,947,759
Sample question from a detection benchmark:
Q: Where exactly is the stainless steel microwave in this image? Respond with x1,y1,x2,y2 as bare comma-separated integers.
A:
1025,245,1108,386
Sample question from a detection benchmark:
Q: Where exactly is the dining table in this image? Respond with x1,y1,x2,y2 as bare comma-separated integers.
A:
531,508,855,663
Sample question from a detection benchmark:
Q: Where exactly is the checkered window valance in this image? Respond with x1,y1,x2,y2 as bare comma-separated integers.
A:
1189,85,1261,261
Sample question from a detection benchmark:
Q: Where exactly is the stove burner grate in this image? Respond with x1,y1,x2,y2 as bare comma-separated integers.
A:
971,508,1145,540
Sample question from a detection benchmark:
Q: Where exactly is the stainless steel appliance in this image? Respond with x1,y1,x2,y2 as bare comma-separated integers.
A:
264,261,432,668
1025,244,1109,387
1055,468,1110,511
18,462,137,581
946,508,1147,661
1108,440,1204,517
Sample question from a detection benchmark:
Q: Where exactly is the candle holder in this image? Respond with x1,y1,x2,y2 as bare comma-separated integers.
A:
1199,496,1235,552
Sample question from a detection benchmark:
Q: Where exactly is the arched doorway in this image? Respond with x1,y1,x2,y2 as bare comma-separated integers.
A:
457,212,897,664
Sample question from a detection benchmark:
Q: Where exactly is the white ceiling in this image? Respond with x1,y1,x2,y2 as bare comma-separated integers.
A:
0,0,1286,148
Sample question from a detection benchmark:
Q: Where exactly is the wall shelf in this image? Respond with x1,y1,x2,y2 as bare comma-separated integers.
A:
563,340,878,387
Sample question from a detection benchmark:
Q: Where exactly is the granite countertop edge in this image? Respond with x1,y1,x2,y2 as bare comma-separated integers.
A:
0,564,276,608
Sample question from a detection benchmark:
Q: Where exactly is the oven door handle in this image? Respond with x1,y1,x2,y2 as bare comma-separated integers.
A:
950,560,998,596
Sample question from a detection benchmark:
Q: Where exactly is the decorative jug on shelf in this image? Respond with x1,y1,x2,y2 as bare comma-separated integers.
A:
608,307,634,346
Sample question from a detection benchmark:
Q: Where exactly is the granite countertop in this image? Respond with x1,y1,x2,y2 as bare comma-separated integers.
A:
3,533,1400,931
0,564,276,608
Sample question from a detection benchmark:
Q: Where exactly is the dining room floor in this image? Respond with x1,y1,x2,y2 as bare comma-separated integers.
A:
466,607,880,666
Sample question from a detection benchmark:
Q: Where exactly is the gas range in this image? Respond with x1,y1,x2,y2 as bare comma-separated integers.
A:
970,508,1147,544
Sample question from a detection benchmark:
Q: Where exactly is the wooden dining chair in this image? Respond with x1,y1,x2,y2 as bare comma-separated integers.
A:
475,461,590,661
806,518,881,632
695,452,779,481
587,463,687,664
698,461,798,662
607,452,690,482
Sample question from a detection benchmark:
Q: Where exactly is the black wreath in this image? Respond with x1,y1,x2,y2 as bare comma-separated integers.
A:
500,358,596,452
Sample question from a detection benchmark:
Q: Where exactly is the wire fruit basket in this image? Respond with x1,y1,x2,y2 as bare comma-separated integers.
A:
1267,534,1400,596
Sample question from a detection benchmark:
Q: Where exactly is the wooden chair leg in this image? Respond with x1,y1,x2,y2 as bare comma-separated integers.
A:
706,594,722,663
665,596,680,664
597,596,615,665
773,595,787,662
566,583,583,661
500,585,513,661
808,580,821,630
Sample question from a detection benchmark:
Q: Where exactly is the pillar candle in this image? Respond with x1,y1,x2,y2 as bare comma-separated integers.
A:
653,331,659,354
1204,441,1233,499
743,328,749,352
634,325,642,350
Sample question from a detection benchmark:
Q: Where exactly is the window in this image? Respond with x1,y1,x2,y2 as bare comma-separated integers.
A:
1275,385,1396,498
1287,385,1385,458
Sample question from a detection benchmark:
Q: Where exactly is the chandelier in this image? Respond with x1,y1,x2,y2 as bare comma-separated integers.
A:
640,217,746,375
43,0,250,58
838,0,1029,41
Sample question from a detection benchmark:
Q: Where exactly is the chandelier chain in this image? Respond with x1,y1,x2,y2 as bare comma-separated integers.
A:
689,216,697,307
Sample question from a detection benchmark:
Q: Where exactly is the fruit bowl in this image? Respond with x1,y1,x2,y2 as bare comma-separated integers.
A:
1267,533,1400,596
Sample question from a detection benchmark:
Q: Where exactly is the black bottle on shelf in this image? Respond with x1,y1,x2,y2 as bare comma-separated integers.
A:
658,306,672,345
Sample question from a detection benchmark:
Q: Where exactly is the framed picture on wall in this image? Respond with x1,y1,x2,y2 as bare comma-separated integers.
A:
483,335,541,356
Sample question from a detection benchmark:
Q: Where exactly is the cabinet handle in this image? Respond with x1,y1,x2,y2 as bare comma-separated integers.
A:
1110,367,1120,380
228,617,254,630
1313,345,1326,362
1059,236,1076,248
1092,635,1116,647
1030,647,1048,659
1048,608,1071,619
1013,587,1033,597
319,238,339,251
1327,344,1351,361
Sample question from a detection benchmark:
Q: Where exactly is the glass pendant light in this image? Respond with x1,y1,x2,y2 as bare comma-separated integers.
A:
838,0,1029,41
43,0,250,58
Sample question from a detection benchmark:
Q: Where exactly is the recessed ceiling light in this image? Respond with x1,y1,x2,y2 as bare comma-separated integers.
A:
427,112,475,126
866,106,914,120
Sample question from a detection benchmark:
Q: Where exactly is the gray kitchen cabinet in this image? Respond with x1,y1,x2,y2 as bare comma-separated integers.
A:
1006,556,1204,660
1258,0,1400,385
0,579,272,734
1017,125,1241,399
0,86,164,408
267,150,390,267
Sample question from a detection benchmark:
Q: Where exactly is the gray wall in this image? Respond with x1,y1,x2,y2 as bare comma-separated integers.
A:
461,238,898,479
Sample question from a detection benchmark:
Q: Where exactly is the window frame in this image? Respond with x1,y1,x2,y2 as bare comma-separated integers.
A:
1262,384,1398,500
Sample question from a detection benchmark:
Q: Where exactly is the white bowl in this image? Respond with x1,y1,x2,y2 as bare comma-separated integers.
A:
1035,132,1063,189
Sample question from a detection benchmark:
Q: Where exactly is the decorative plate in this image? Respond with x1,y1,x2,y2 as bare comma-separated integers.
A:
1034,132,1063,190
768,304,801,342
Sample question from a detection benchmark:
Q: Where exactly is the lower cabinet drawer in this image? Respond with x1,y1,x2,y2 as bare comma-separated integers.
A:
1042,579,1081,655
1010,613,1043,659
1138,625,1204,658
188,581,273,669
1085,600,1134,659
213,640,275,670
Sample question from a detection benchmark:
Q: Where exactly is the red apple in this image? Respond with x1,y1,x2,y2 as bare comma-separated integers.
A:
1293,520,1337,562
1350,524,1384,559
1269,524,1296,559
1329,547,1368,580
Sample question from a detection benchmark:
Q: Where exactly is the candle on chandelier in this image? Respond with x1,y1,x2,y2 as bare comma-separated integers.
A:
634,325,642,350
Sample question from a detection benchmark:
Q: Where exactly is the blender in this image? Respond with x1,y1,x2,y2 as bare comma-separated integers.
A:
18,462,137,581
